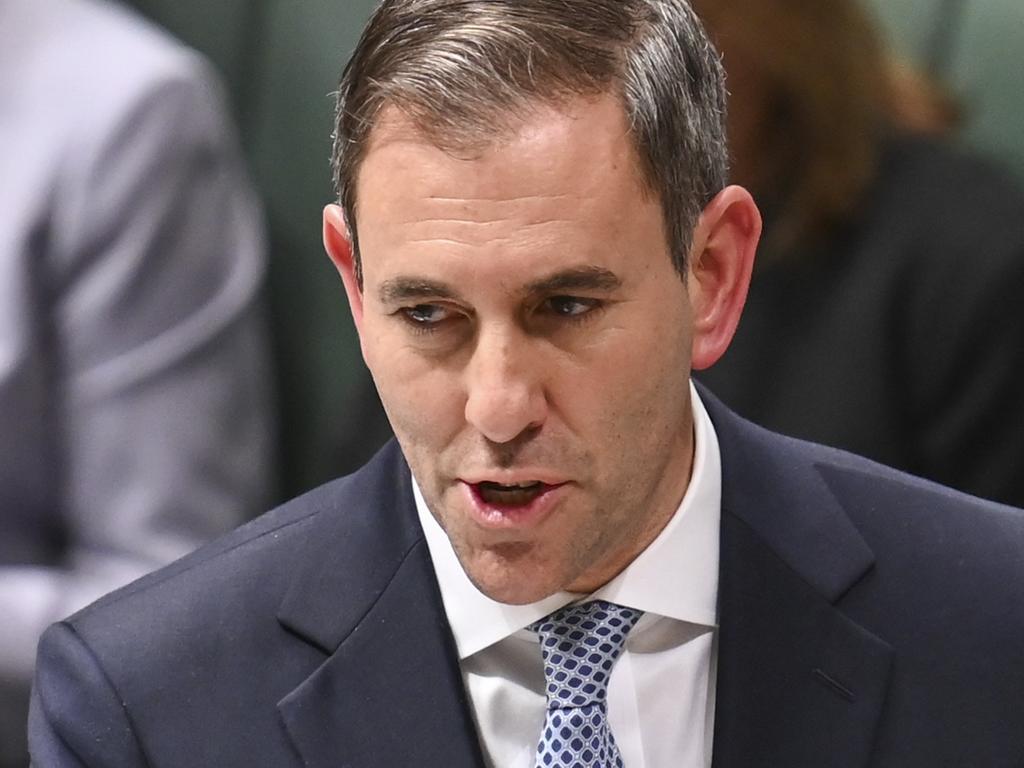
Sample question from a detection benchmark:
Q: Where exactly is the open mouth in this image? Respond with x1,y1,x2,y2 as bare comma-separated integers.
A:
463,479,568,529
475,481,549,507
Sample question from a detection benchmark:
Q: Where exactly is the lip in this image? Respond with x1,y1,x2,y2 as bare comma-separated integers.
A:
460,470,570,487
459,479,569,531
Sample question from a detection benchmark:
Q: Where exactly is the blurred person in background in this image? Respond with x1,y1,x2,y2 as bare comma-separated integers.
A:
0,0,274,763
694,0,1024,508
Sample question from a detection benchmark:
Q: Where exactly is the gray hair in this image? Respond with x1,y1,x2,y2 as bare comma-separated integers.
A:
332,0,729,285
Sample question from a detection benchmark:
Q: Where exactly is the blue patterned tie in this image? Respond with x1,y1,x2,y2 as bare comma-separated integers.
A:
530,600,642,768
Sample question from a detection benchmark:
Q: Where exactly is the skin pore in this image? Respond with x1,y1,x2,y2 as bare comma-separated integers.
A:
325,93,760,605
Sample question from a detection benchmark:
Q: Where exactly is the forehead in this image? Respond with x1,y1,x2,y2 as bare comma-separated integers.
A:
350,93,670,292
355,95,650,217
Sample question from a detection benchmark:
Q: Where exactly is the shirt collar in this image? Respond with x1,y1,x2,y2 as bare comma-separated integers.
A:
415,381,722,660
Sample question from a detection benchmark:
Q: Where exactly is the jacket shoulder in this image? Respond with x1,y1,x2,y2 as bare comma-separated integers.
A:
68,440,413,643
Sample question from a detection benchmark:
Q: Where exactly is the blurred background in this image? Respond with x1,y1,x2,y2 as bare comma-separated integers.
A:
114,0,393,496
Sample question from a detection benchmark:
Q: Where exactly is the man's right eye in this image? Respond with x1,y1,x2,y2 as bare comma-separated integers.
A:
399,304,452,330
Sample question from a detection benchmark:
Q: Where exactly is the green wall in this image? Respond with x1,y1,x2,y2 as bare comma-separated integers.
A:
865,0,1024,180
123,0,387,497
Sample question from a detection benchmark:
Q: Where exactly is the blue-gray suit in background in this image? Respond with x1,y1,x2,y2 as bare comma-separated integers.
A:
1,0,274,762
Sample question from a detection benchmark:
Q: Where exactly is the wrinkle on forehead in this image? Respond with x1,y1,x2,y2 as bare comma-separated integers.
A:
404,199,578,224
425,194,577,203
402,213,587,254
404,212,576,230
395,191,595,247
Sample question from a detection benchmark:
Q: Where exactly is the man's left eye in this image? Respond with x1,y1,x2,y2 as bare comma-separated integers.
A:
546,296,598,318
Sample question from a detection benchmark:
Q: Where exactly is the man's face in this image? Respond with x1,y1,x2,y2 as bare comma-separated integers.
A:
341,94,702,604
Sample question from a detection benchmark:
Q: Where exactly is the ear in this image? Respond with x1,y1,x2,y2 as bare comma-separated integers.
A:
686,185,761,370
323,204,365,336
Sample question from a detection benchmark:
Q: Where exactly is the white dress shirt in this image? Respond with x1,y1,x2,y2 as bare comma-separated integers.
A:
416,381,721,768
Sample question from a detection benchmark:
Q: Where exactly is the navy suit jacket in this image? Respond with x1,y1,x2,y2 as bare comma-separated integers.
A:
29,391,1024,766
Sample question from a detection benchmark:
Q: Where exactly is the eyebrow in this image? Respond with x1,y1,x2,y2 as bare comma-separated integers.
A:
377,266,622,305
524,266,622,296
378,278,463,305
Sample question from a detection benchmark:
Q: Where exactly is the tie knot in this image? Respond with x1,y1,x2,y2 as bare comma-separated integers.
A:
531,600,642,709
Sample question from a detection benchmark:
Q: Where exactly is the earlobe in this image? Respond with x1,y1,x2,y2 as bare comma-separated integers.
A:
323,204,365,333
687,185,762,370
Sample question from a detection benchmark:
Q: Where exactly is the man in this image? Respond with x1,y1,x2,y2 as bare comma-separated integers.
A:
3,0,273,764
28,1,1024,766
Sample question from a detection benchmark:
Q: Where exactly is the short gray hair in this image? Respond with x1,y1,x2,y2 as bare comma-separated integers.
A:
332,0,729,285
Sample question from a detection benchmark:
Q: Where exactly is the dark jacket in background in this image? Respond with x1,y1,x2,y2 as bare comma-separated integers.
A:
700,135,1024,508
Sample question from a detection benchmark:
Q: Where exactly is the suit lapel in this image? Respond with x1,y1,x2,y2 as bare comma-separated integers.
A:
712,513,893,768
275,442,485,767
702,389,894,768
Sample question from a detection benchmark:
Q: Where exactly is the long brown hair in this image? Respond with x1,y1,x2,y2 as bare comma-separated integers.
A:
694,0,944,253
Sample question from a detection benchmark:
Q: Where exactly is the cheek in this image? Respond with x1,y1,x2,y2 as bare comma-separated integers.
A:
362,327,466,445
553,314,691,462
570,310,690,407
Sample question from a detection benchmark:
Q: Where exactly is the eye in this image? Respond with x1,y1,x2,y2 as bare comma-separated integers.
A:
544,296,601,319
401,303,450,325
398,303,455,331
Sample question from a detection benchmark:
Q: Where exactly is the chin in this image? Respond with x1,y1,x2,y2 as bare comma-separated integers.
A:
461,547,565,605
473,580,559,606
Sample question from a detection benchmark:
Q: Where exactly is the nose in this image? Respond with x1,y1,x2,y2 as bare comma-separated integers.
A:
464,325,548,444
